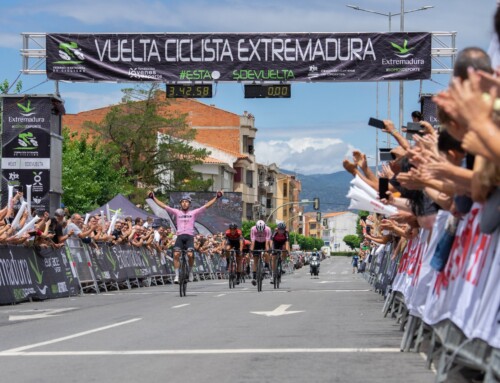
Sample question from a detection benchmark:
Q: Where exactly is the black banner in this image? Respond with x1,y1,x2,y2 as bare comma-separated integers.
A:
46,33,432,82
1,96,53,211
0,246,35,304
35,247,80,298
0,245,79,304
420,94,441,130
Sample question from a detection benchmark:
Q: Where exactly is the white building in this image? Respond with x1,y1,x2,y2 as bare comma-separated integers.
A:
321,211,359,252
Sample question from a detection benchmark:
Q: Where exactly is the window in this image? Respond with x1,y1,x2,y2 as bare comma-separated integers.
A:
246,203,253,220
310,223,316,230
234,167,242,182
283,183,288,197
266,198,272,208
246,170,253,187
242,135,248,152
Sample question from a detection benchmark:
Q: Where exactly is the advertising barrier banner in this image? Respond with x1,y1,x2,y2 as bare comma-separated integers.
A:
46,32,432,83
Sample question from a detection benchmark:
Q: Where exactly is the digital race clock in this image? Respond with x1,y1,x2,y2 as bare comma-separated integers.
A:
244,84,291,99
166,84,213,98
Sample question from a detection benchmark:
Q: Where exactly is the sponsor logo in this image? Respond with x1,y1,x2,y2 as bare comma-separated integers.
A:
17,100,36,116
8,172,19,181
128,67,162,80
54,42,85,64
16,132,38,151
32,196,42,204
381,39,424,73
390,39,414,58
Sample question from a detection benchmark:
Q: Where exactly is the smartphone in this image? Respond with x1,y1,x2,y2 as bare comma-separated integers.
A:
406,122,422,132
379,177,389,200
365,226,371,235
368,117,385,129
379,148,393,162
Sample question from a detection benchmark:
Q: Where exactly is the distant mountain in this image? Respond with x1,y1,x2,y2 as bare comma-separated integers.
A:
282,167,376,213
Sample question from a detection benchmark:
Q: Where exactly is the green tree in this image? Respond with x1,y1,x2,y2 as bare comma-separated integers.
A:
0,79,22,94
62,129,131,213
83,83,212,202
343,234,361,251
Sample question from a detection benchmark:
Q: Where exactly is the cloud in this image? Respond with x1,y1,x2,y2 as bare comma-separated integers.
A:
0,33,22,49
255,137,353,174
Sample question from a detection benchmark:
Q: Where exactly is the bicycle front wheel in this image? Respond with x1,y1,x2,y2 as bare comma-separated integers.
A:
179,256,188,297
257,259,263,292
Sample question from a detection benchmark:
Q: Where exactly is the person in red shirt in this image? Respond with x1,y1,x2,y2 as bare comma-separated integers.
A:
270,222,290,283
224,223,244,284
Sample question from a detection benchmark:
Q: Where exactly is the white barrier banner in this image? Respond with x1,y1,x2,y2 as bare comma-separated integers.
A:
422,203,497,332
471,232,500,348
407,211,449,317
392,237,416,293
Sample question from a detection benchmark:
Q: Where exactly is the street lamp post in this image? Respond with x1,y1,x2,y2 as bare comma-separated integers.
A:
346,4,434,137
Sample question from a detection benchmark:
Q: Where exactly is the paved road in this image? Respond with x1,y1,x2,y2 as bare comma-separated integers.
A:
0,256,436,383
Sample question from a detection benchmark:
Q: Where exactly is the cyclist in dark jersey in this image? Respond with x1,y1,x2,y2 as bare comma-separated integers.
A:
224,223,244,284
271,222,290,282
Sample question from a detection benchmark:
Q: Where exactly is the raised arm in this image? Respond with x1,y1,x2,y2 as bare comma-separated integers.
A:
204,190,223,209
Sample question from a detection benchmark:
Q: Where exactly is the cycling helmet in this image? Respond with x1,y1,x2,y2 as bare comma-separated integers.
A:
229,223,238,230
179,194,192,203
277,222,286,230
256,220,266,232
313,248,317,251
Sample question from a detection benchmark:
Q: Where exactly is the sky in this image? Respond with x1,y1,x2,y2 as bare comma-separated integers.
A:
0,0,496,175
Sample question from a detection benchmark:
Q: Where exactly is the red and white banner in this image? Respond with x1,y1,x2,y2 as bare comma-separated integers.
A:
423,203,499,346
407,212,450,317
471,235,500,348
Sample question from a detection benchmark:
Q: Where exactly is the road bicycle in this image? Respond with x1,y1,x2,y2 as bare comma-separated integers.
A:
254,250,267,292
271,249,287,289
227,249,238,289
178,249,189,297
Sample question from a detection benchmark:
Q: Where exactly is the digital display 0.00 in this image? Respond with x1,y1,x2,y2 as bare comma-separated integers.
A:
244,84,291,98
166,84,213,98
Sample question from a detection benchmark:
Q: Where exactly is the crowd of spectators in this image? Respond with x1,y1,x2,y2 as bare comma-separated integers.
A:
0,195,231,257
344,40,499,271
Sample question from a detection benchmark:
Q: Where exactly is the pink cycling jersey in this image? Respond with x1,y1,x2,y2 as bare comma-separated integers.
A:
250,226,271,243
164,205,206,235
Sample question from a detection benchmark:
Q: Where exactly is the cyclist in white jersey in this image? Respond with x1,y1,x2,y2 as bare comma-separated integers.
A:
250,220,272,286
148,190,223,283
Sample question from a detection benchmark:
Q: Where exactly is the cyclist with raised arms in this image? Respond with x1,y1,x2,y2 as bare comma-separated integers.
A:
224,223,244,284
270,222,290,283
250,219,272,286
148,190,223,283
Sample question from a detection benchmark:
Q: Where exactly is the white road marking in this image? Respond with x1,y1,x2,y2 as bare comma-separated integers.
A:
3,318,142,353
310,289,371,293
341,271,348,275
215,294,226,297
213,282,227,285
0,348,401,356
251,304,303,317
316,281,350,284
172,304,190,309
9,308,77,322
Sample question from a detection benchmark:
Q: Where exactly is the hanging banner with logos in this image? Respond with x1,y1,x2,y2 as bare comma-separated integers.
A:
1,96,52,211
46,32,432,83
420,94,441,130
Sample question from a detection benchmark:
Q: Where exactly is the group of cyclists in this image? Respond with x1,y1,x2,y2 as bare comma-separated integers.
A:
147,190,290,288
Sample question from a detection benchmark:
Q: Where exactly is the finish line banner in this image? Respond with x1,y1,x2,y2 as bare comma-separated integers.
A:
46,32,431,82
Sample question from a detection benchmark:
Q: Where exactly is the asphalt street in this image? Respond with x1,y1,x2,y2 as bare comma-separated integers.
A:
0,256,437,383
